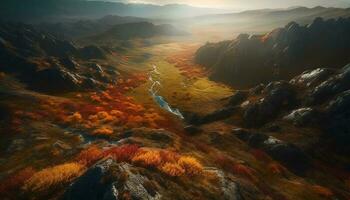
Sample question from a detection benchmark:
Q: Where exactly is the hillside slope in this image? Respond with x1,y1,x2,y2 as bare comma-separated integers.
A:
195,17,350,87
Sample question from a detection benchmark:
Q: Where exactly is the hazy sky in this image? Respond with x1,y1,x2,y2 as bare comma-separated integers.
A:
116,0,350,9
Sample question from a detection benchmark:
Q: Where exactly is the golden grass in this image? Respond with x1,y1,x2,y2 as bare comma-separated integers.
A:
23,163,85,192
160,162,185,177
132,150,162,167
178,156,203,176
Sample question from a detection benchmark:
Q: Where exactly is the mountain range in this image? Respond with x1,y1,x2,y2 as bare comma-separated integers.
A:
0,0,223,23
195,17,350,87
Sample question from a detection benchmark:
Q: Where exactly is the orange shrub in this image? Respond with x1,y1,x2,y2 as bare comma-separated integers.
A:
96,111,115,122
311,185,334,198
75,146,103,166
23,163,84,192
66,112,83,123
104,144,139,162
0,167,35,194
178,156,203,176
159,150,180,164
132,150,162,167
92,126,114,136
110,110,124,118
160,163,185,177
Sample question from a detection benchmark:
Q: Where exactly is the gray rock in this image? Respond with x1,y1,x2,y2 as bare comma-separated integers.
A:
307,65,350,105
206,168,243,200
283,107,318,126
290,68,335,87
64,159,161,200
244,81,297,127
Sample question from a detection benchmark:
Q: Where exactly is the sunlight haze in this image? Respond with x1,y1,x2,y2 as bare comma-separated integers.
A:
113,0,350,9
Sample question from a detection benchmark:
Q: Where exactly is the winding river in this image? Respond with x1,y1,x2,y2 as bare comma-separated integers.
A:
148,64,184,119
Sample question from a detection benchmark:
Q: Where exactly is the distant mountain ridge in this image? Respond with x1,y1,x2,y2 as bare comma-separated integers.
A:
36,15,147,39
195,17,350,87
186,6,350,34
0,0,223,23
91,22,188,41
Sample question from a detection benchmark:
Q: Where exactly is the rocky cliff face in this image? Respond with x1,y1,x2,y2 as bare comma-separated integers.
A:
195,17,350,87
0,23,117,93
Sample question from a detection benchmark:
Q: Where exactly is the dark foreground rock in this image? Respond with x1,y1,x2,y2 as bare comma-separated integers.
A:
233,129,311,175
243,81,297,127
64,159,161,200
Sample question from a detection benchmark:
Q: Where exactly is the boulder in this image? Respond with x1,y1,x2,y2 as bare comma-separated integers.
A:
64,159,161,200
211,169,243,200
227,91,248,106
283,107,319,126
290,68,335,87
244,81,297,127
307,65,350,105
28,67,81,92
81,77,104,90
60,56,80,70
89,63,104,73
266,143,310,175
234,129,310,175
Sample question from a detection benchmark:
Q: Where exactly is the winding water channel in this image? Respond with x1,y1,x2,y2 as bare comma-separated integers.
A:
148,64,184,119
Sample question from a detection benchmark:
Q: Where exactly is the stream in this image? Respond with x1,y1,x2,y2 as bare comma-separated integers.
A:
148,64,184,119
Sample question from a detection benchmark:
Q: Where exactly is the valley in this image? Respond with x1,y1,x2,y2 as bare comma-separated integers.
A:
1,2,350,200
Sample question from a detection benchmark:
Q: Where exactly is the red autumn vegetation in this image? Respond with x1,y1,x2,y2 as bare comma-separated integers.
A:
75,145,104,166
268,162,287,175
132,149,162,167
23,74,178,133
215,154,236,171
233,164,256,181
0,167,35,195
166,46,207,79
131,148,203,177
103,144,140,162
250,149,270,162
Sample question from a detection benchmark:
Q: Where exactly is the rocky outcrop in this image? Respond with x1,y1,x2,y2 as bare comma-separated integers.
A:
233,128,311,175
324,90,350,150
195,18,350,87
243,81,297,127
0,23,115,93
64,159,161,200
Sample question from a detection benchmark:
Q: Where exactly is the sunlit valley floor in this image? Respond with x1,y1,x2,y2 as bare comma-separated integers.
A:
1,18,350,200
